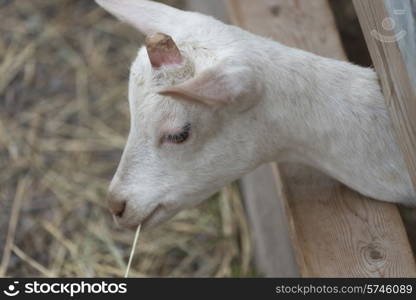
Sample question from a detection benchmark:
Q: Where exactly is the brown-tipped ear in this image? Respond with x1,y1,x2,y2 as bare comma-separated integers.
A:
158,62,252,107
145,33,183,68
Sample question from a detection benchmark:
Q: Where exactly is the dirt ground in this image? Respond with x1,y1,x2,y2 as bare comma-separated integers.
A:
0,0,415,278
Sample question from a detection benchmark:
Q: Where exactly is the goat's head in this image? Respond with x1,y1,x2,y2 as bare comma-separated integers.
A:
97,0,265,229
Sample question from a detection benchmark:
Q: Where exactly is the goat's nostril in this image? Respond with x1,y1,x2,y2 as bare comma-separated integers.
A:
114,202,126,218
108,196,126,218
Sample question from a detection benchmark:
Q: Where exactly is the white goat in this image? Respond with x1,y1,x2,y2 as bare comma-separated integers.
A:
96,0,415,229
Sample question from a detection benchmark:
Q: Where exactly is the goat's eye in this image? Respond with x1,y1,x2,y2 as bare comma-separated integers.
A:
164,123,191,144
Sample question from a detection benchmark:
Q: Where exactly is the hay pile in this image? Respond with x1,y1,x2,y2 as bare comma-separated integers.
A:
0,0,254,277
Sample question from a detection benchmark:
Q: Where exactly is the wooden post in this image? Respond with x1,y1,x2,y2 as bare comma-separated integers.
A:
240,164,299,276
353,0,416,191
226,0,416,277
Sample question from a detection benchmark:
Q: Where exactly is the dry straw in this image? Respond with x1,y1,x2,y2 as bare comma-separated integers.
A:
0,0,254,278
124,225,141,278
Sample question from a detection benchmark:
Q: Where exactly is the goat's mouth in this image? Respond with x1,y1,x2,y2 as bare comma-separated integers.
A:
126,204,174,231
140,204,165,229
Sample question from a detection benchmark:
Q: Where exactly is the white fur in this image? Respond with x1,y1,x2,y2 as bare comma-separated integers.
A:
96,0,416,228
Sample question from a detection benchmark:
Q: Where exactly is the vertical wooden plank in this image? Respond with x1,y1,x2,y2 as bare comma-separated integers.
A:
185,0,230,23
185,0,299,277
227,0,416,277
240,165,299,276
353,0,416,190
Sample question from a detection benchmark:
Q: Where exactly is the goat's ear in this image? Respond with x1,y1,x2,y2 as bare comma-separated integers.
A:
95,0,189,36
158,63,253,107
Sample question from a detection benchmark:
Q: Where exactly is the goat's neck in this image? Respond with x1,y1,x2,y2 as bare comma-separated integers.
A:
256,44,382,166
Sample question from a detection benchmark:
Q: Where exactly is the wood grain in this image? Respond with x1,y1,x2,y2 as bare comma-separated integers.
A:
278,164,415,277
226,0,416,277
353,0,416,198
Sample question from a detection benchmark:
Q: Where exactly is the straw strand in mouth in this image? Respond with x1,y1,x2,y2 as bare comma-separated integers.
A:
124,224,142,278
